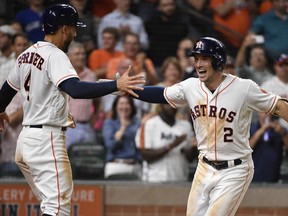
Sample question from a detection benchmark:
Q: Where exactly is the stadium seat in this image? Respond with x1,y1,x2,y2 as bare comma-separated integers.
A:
68,142,106,180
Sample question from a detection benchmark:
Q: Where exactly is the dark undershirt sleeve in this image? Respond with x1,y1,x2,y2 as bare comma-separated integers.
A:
0,81,18,113
133,86,167,104
59,77,118,99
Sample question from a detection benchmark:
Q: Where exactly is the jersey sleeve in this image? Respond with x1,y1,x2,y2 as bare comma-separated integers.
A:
47,51,79,87
164,81,188,108
7,63,21,91
247,80,280,114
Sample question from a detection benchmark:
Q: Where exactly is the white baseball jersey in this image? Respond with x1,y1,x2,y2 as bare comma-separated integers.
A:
164,74,280,161
135,115,193,182
7,41,79,126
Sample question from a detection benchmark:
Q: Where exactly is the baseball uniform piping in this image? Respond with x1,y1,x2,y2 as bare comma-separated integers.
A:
200,81,210,158
7,79,20,91
265,95,278,115
164,88,177,108
228,163,252,216
56,74,79,87
50,132,61,215
214,76,237,160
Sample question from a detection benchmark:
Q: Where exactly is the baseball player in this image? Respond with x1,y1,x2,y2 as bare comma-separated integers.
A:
132,37,288,215
0,4,144,216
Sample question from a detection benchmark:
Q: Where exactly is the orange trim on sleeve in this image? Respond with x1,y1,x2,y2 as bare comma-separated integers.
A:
265,96,278,115
164,88,177,108
56,74,79,86
7,79,20,91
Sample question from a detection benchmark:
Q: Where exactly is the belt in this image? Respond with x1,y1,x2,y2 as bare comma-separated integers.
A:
29,125,67,132
202,156,242,170
112,159,138,165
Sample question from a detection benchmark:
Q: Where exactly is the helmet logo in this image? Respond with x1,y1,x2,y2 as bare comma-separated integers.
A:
195,41,204,50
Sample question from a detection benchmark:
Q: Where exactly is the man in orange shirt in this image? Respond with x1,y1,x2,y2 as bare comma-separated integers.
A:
210,0,257,54
106,32,159,85
88,27,123,79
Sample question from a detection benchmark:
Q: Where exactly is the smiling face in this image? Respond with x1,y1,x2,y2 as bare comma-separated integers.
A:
194,54,223,90
116,96,132,119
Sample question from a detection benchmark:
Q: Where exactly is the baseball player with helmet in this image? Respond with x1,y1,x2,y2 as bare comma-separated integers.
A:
131,37,288,215
0,4,144,216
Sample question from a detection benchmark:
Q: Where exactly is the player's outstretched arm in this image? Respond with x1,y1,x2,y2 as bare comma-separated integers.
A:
59,66,145,99
133,86,168,104
274,99,288,122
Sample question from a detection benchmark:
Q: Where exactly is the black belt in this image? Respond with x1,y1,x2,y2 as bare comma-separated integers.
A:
202,156,242,170
29,125,67,132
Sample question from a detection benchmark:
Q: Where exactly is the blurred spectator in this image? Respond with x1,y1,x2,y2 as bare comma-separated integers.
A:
136,0,159,23
156,56,183,88
106,32,158,85
12,32,30,57
90,0,116,19
102,95,142,179
0,27,27,178
15,0,45,43
210,0,257,55
224,55,237,76
10,21,23,34
145,0,190,68
236,35,273,85
261,54,288,97
249,0,288,63
179,0,214,39
65,42,97,150
135,103,195,182
69,0,97,54
250,113,288,183
176,37,197,80
88,27,123,79
249,54,288,183
150,56,191,121
0,24,16,86
256,0,272,14
97,0,149,51
0,95,23,178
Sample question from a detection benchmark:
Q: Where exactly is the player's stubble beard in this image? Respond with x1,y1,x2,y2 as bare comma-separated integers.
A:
63,31,75,53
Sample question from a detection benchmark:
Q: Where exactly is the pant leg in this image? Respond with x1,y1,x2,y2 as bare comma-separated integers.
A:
16,126,73,216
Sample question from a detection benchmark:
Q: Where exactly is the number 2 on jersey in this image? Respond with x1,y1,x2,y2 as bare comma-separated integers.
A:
224,127,233,142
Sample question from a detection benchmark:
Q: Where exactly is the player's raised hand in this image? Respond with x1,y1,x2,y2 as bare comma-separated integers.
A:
0,112,10,132
116,65,145,98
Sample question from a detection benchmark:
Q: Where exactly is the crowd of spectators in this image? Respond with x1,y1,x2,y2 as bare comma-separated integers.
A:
0,0,288,183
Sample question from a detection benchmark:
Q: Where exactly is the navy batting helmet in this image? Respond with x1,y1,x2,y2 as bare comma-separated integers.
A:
42,4,86,34
187,37,227,71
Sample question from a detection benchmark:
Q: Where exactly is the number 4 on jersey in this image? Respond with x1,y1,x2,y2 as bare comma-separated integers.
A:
24,69,31,101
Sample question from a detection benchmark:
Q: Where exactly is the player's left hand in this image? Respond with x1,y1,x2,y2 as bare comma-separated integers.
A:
0,112,10,132
116,65,146,98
